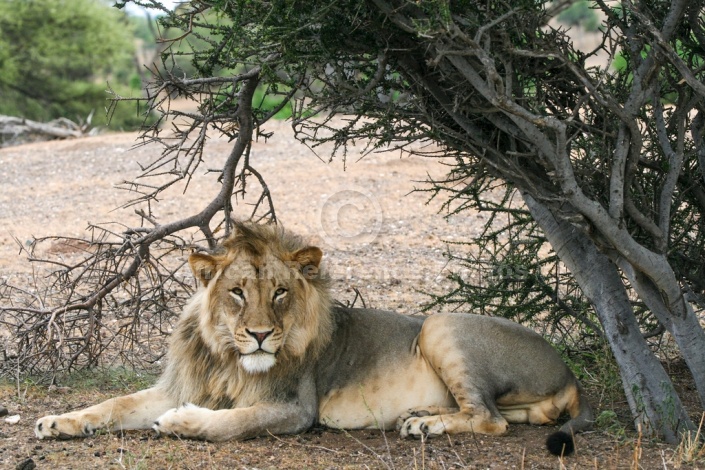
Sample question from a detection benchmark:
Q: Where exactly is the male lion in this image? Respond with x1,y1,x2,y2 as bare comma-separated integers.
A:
36,222,592,455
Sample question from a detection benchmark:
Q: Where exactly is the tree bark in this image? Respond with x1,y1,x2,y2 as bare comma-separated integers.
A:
523,193,695,443
616,261,705,409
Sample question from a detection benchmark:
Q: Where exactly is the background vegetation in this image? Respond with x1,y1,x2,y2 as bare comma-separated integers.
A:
0,0,148,130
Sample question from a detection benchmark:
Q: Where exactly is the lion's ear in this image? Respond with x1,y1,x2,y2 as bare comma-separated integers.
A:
293,246,323,268
189,252,218,287
292,246,323,278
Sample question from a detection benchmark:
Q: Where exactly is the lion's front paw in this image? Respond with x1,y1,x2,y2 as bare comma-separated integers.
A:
399,415,446,439
153,404,212,440
35,414,99,440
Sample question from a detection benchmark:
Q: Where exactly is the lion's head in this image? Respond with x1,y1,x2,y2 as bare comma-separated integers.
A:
188,223,332,374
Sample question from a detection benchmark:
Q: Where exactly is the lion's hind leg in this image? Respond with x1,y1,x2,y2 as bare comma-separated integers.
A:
397,406,458,423
401,313,515,439
395,406,457,433
398,403,509,439
498,398,562,426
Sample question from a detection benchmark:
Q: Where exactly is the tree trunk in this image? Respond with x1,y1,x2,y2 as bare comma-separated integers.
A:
617,260,705,409
523,193,695,443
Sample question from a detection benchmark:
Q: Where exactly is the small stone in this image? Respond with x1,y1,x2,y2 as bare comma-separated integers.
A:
16,458,36,470
4,415,20,424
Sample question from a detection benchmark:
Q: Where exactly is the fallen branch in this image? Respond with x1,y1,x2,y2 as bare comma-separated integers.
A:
0,115,85,147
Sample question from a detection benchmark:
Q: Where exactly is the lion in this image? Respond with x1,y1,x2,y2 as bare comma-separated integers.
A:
35,222,592,456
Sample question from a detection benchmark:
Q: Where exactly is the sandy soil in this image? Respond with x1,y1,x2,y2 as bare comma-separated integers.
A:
0,124,701,469
0,120,486,313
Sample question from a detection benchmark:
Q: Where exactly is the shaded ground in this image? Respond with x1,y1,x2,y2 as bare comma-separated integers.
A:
0,123,703,469
0,377,690,469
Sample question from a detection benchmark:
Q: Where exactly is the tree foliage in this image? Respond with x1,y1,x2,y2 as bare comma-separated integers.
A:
0,0,143,129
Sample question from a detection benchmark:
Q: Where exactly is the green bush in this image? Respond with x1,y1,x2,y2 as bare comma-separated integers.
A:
557,1,601,32
0,0,147,130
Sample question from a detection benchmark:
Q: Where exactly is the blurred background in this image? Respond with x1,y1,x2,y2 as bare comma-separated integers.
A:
0,0,600,135
0,0,183,133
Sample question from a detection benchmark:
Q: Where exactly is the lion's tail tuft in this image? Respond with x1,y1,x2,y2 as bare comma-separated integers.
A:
546,430,575,456
546,381,593,456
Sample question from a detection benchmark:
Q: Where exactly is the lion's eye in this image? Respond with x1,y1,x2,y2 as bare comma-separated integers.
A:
230,287,244,298
273,288,287,299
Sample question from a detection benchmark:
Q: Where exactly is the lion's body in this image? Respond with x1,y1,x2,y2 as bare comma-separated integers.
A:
316,307,587,435
36,223,591,455
317,308,451,430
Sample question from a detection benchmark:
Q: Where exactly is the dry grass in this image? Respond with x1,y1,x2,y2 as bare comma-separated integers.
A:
674,414,705,467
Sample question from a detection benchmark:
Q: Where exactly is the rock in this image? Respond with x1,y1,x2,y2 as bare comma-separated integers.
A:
4,414,20,424
16,458,35,470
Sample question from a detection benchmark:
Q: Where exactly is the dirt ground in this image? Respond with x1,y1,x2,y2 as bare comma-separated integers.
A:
0,122,702,469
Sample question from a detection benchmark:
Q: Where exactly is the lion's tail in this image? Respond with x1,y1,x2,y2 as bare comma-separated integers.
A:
545,382,593,457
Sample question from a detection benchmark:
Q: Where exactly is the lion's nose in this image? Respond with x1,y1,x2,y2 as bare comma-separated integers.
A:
246,329,273,346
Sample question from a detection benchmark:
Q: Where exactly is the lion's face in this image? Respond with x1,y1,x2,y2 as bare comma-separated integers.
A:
208,252,295,373
188,239,325,374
